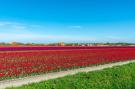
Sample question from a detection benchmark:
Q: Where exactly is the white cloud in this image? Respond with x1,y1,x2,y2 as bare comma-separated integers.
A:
0,21,30,33
0,21,23,26
0,23,5,26
0,22,11,26
0,33,66,40
12,25,26,30
1,21,131,43
0,32,98,43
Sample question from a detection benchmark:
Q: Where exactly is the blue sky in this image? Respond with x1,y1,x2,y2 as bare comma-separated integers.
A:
0,0,135,43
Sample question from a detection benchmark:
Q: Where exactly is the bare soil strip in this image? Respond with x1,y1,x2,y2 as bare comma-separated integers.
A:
1,60,135,89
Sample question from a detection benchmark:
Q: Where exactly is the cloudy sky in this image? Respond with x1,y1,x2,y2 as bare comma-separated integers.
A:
0,0,135,43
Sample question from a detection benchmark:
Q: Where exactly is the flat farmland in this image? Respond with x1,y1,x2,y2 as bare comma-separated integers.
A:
6,62,135,89
0,46,135,80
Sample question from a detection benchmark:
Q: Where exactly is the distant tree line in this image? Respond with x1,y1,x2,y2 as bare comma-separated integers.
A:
0,42,135,46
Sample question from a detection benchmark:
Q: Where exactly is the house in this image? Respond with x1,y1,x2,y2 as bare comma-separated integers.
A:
10,42,17,45
58,42,65,46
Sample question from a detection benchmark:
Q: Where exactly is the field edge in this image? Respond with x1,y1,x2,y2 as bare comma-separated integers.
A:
1,60,135,89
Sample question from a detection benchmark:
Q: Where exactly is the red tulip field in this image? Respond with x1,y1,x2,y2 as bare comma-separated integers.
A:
0,46,135,80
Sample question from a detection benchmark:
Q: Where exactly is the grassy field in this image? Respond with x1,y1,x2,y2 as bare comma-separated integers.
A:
7,62,135,89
